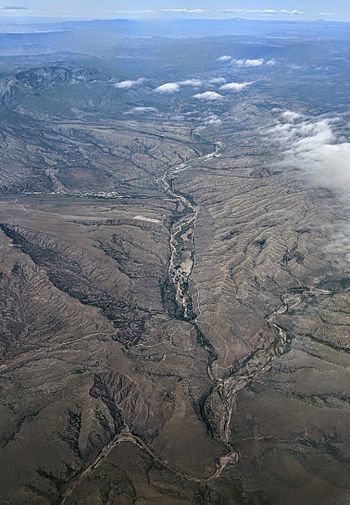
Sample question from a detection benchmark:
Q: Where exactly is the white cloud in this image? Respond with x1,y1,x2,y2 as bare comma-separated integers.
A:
162,8,207,14
281,111,303,122
154,76,247,97
218,55,232,62
232,58,265,67
269,114,350,198
179,79,203,87
221,9,303,16
154,78,215,94
280,9,303,15
219,81,251,92
114,78,145,89
208,77,226,84
230,58,277,67
194,91,224,101
155,82,180,94
266,59,277,66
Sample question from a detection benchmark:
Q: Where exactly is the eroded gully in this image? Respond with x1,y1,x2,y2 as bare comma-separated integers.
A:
159,140,301,449
61,140,311,502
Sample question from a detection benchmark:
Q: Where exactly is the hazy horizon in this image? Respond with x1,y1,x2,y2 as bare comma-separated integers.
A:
0,0,350,22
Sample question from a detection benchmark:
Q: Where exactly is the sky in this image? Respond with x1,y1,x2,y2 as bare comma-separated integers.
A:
0,0,349,21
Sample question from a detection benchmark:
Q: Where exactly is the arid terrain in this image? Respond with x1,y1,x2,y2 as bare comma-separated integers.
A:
0,19,350,505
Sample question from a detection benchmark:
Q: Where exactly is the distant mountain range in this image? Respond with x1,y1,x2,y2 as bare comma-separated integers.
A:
1,17,350,39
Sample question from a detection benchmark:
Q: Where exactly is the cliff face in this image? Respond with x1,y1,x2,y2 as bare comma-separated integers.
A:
1,66,91,102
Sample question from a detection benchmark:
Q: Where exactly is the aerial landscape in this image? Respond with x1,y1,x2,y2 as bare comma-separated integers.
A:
0,1,350,504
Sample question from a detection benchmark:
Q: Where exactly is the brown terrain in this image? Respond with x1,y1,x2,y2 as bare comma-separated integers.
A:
0,66,349,505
